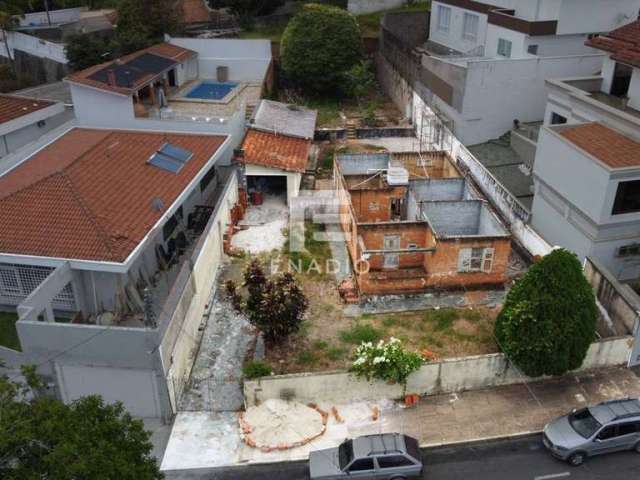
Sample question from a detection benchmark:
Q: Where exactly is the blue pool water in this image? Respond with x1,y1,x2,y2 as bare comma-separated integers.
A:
185,81,238,100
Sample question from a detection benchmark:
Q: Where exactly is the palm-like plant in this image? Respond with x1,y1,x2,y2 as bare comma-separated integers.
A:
0,2,23,75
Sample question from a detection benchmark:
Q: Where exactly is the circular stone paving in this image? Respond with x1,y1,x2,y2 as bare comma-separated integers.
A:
239,399,327,452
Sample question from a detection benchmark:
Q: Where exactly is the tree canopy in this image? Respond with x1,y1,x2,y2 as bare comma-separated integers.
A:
0,368,162,479
494,248,597,377
280,3,363,94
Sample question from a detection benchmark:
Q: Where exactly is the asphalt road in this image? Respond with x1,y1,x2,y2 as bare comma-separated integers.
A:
166,434,640,480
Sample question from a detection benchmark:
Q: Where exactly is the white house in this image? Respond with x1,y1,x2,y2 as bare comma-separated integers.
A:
390,0,640,145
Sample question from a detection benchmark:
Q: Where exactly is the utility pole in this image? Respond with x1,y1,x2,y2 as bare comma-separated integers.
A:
44,0,52,26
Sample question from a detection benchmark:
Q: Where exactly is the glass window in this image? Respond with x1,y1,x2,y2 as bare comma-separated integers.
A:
338,440,353,470
527,44,539,55
403,436,421,462
199,165,216,192
617,422,640,436
463,13,479,41
550,112,567,125
348,458,374,472
497,38,512,58
612,180,640,215
458,248,494,273
378,455,414,468
437,5,451,32
569,408,602,438
597,426,616,440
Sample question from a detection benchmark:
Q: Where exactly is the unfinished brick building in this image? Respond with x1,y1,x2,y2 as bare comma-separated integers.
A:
335,152,512,295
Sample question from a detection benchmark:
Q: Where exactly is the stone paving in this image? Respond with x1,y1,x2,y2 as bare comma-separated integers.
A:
161,366,640,472
179,268,256,412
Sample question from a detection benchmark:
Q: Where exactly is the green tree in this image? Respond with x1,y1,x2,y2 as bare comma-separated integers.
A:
494,248,597,377
344,60,376,104
65,33,113,71
0,2,23,75
116,0,182,41
0,368,162,479
281,3,362,94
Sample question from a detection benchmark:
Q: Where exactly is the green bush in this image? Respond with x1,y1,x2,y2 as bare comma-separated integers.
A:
281,3,363,94
243,361,272,379
494,249,597,377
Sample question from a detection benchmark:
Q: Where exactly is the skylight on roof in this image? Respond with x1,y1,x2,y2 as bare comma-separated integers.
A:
147,143,193,174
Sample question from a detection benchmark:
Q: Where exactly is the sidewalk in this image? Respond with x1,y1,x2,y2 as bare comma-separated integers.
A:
160,366,640,472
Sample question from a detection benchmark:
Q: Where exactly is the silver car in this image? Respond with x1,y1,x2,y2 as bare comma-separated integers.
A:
309,433,423,479
543,398,640,466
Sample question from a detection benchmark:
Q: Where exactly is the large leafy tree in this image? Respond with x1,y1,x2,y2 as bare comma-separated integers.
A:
494,248,597,377
116,0,182,42
0,2,23,75
280,3,362,94
0,367,162,479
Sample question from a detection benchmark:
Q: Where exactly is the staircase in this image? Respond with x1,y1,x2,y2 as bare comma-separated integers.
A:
346,121,357,140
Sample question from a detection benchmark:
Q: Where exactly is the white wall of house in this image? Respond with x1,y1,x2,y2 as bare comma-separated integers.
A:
485,25,528,58
167,37,271,83
628,68,640,111
0,108,73,158
524,34,597,57
348,0,405,15
430,2,489,54
456,53,603,145
556,0,640,35
601,56,617,94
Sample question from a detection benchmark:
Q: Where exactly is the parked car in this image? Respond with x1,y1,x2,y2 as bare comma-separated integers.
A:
309,433,423,479
543,397,640,466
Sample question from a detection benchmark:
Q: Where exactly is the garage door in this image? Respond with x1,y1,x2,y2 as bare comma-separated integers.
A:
56,364,162,418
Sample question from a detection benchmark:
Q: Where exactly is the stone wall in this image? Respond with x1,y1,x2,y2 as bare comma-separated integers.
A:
244,336,633,406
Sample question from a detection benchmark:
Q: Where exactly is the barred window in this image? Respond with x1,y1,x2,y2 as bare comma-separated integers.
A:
437,5,451,32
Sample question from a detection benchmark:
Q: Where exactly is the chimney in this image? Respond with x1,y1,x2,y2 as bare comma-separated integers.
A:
106,69,116,87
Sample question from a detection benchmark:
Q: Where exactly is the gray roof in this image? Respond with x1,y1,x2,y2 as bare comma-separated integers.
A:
250,99,317,139
16,81,73,106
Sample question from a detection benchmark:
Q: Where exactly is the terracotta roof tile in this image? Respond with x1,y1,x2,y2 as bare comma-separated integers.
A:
558,122,640,169
239,129,310,173
586,20,640,68
65,42,197,95
0,128,226,262
0,94,55,125
180,0,211,24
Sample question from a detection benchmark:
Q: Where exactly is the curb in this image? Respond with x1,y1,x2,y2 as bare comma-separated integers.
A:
420,430,542,450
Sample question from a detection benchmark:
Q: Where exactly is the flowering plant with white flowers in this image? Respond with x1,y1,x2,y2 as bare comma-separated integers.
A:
350,338,423,391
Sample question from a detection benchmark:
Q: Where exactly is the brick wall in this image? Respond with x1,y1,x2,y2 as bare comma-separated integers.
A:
349,186,407,222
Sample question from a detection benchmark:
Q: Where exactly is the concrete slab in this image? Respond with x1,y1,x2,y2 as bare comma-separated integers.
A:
355,137,423,152
232,194,288,254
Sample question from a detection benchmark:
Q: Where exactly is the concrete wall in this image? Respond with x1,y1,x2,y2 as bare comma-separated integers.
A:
167,37,272,83
485,24,527,58
19,7,82,26
430,2,488,54
244,336,634,406
556,0,640,35
348,0,405,15
0,108,73,158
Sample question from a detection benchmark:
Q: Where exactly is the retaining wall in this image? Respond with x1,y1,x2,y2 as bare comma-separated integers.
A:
348,0,405,14
244,336,633,406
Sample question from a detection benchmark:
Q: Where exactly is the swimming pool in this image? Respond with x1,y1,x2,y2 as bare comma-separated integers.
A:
185,81,238,101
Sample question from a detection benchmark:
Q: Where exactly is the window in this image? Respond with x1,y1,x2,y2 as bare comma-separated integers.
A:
408,243,418,249
347,458,374,472
617,422,640,436
338,440,353,470
437,5,451,32
612,180,640,215
378,455,414,468
618,244,640,257
596,426,617,441
497,38,512,58
462,13,479,41
550,112,567,125
527,44,539,55
369,202,380,212
458,248,494,273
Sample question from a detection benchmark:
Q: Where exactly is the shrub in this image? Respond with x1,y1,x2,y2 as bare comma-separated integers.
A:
243,360,272,379
224,280,243,312
339,324,382,344
494,249,597,377
344,60,376,102
281,3,363,94
351,338,422,393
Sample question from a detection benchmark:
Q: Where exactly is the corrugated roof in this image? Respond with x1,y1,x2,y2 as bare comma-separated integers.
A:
586,20,640,68
250,100,317,139
0,128,226,262
65,43,197,95
0,94,55,125
558,122,640,169
239,129,311,173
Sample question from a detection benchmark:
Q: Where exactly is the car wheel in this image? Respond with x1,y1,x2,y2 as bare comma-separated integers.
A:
568,452,585,466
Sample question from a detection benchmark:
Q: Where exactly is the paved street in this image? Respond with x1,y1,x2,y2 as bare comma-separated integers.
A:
165,434,640,479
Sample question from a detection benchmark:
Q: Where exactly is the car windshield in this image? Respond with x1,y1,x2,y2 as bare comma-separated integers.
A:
569,408,602,438
338,440,353,470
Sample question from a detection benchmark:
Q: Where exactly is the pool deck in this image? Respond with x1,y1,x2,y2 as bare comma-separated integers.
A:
150,81,263,119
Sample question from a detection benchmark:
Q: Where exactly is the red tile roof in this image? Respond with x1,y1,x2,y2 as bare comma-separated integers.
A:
180,0,211,23
558,122,640,169
239,129,311,173
0,128,226,262
586,20,640,68
0,95,55,125
66,43,197,95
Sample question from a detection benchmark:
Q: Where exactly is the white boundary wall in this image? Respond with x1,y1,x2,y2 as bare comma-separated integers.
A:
0,30,68,64
244,336,633,406
348,0,406,15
